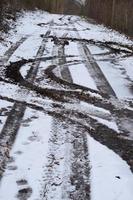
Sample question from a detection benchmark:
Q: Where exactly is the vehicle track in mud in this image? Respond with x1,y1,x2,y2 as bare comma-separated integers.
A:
0,27,52,180
0,15,133,199
40,41,90,200
71,23,133,145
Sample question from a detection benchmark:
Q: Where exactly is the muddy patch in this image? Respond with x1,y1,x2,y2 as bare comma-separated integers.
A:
17,187,32,200
16,179,28,186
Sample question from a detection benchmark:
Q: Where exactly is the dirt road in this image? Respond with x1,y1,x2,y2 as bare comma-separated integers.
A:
0,11,133,200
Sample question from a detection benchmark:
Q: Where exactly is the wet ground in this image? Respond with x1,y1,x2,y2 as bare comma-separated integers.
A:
0,11,133,200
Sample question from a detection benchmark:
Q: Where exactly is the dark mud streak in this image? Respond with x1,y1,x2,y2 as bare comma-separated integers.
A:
80,43,117,97
17,187,32,200
2,37,28,63
51,110,133,173
41,41,90,199
72,24,133,139
41,118,67,199
58,45,73,83
0,36,28,175
58,42,90,199
4,57,108,102
0,19,132,197
72,24,117,98
45,35,133,55
69,125,90,200
0,31,50,179
79,43,133,138
3,58,133,119
45,65,102,95
0,37,28,78
0,87,133,173
40,43,66,199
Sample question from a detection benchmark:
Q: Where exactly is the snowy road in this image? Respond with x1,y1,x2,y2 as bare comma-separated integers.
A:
0,11,133,200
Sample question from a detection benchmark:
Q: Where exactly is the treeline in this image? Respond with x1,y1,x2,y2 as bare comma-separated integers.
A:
1,0,132,37
85,0,133,37
0,0,81,32
19,0,81,15
0,0,19,32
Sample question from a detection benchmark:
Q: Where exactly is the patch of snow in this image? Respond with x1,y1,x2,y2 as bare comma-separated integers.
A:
91,116,119,132
8,36,43,63
0,108,52,200
97,60,132,100
75,19,133,46
119,57,133,81
80,101,110,115
69,63,97,90
20,63,31,79
84,90,102,99
88,136,133,200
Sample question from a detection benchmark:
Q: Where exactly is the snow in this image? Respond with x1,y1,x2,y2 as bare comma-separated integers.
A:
97,60,132,100
20,63,31,79
119,57,133,81
88,136,133,200
69,63,97,90
62,101,111,123
80,101,111,118
87,44,133,100
91,116,119,132
0,9,133,200
0,108,52,200
8,36,43,63
74,19,133,46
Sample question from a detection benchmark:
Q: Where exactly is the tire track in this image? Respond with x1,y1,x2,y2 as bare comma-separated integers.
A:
72,25,117,98
71,24,133,139
40,42,71,199
58,44,73,83
79,43,133,139
0,30,51,179
41,36,90,199
0,15,132,200
2,37,28,63
79,44,117,97
0,37,28,77
59,41,90,199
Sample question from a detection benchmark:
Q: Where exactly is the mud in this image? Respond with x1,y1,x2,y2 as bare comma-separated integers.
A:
47,108,133,173
0,32,52,179
16,179,28,186
17,187,32,200
2,54,133,174
0,17,133,199
45,35,133,55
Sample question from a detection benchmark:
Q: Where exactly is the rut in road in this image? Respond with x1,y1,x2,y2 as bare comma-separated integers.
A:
0,29,51,179
70,20,133,143
0,37,28,79
1,32,133,174
40,40,90,199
